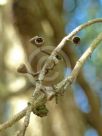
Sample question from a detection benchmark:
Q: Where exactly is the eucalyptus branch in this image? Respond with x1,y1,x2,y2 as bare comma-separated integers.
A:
16,29,102,135
55,33,102,93
39,18,102,82
0,19,102,135
0,87,54,133
16,86,47,136
1,32,102,133
0,108,27,132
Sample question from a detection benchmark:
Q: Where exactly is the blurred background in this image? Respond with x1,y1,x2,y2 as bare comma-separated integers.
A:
0,0,102,136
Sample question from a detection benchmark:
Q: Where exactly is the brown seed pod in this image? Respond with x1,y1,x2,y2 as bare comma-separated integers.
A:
17,64,28,73
72,36,80,45
29,36,44,47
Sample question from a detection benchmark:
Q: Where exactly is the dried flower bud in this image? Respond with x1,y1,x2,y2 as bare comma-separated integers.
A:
72,36,80,45
30,36,44,47
17,64,28,73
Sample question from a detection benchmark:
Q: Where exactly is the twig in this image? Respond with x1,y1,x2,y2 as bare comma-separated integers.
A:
38,18,102,82
0,32,102,133
1,19,102,135
0,90,46,132
55,33,102,93
9,19,102,135
16,83,47,136
1,33,102,133
40,0,102,122
38,1,102,127
0,108,27,132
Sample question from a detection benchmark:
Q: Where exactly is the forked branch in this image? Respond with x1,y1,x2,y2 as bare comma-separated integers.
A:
0,19,102,135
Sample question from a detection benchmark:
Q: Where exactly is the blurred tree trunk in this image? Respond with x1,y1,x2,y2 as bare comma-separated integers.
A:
12,0,86,136
0,3,20,136
0,6,9,136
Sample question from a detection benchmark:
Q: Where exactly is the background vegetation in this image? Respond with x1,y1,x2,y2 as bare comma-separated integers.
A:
0,0,102,136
